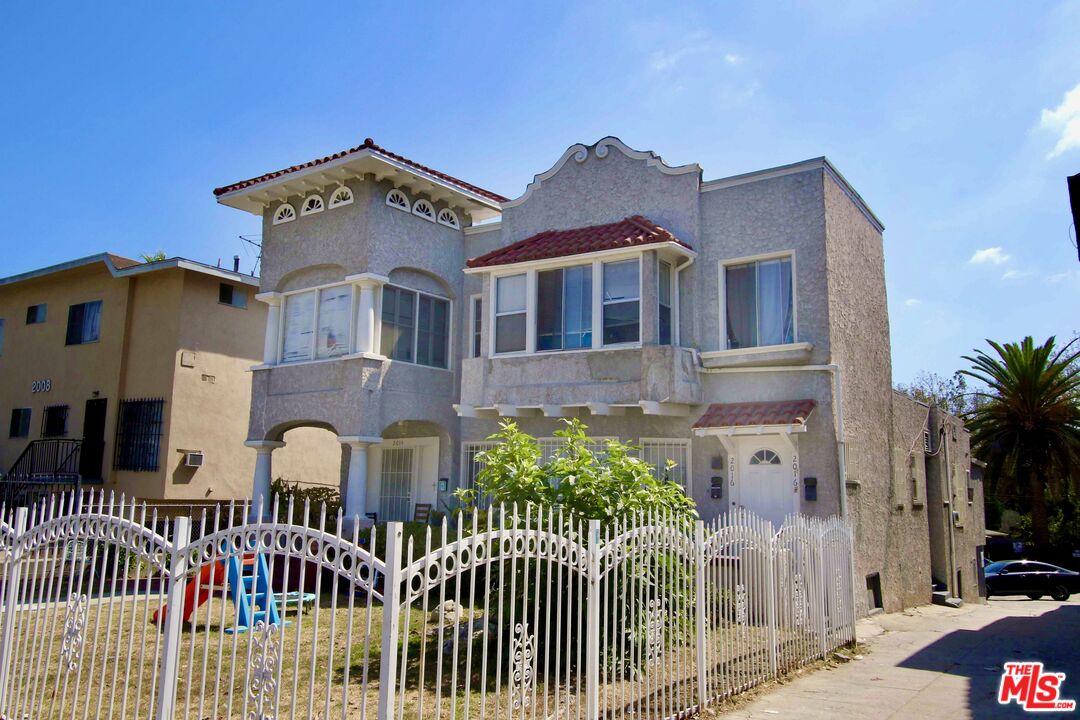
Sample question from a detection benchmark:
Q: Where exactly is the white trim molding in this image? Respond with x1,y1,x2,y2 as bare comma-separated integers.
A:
502,137,701,209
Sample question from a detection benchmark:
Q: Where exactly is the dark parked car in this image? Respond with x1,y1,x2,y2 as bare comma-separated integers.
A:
985,560,1080,601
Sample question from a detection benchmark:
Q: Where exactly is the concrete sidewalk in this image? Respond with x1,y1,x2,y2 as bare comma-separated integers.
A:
717,599,1080,719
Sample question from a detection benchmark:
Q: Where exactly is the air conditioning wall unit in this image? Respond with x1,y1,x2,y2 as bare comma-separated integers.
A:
184,451,204,468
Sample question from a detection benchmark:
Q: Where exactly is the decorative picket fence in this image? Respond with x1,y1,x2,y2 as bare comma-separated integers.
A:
0,493,856,719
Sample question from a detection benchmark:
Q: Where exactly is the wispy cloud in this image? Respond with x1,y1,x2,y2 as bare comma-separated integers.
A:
904,298,922,307
1001,269,1034,281
969,247,1010,265
1048,269,1080,283
647,32,744,74
1040,81,1080,158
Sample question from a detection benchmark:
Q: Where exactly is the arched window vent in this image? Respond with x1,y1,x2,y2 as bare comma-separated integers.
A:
328,185,354,209
300,195,325,216
437,208,460,229
412,198,436,222
386,188,410,211
273,203,296,225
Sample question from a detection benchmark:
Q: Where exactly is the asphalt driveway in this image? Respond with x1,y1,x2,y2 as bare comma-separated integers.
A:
718,598,1080,719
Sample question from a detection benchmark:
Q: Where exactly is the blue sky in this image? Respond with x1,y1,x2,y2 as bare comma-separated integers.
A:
2,1,1078,383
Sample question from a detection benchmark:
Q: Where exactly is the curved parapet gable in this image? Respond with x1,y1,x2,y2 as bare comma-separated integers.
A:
502,136,701,209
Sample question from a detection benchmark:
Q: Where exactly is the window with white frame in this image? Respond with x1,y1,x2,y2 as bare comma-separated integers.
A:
725,256,794,349
537,265,592,351
380,285,450,368
316,286,352,359
639,438,690,488
282,286,353,363
495,274,527,353
602,259,640,344
381,286,416,362
658,260,673,346
470,296,483,358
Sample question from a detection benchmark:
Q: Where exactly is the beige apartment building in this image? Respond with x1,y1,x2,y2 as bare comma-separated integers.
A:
0,253,336,504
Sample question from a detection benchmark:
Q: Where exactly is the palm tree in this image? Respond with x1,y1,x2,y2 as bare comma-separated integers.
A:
961,337,1080,550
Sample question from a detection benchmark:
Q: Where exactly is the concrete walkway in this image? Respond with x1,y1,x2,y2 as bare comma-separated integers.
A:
718,599,1080,719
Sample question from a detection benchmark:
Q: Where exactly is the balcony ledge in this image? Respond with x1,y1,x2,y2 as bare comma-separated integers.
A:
699,342,814,369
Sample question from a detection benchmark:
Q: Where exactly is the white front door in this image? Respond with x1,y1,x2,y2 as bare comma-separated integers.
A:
739,444,794,528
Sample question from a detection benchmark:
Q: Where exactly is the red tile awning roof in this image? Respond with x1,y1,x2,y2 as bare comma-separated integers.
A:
692,400,817,429
466,215,691,269
213,138,509,203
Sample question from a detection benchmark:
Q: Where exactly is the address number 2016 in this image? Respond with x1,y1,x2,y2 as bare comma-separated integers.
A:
31,379,52,393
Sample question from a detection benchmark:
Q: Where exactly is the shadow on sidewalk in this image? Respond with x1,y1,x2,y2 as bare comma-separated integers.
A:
897,602,1079,719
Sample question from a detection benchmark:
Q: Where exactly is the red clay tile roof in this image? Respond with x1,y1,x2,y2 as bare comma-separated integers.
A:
213,138,509,203
466,216,691,269
692,399,817,429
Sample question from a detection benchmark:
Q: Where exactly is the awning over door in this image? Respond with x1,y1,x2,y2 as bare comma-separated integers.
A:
692,399,816,436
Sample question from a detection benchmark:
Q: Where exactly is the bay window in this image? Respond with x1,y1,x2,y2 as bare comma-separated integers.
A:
316,286,352,359
282,291,316,362
416,295,449,368
537,265,592,351
281,286,352,363
381,286,416,362
495,274,526,353
380,285,450,369
725,255,794,349
602,259,640,344
491,255,657,354
470,296,483,358
658,260,672,346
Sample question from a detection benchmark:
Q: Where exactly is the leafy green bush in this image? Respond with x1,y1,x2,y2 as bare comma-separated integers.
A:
455,418,697,524
450,419,698,674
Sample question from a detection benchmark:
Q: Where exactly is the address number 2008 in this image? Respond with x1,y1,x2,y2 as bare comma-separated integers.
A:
31,379,52,393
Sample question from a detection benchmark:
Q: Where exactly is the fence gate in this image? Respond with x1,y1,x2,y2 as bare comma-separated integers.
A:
0,494,857,720
387,506,589,720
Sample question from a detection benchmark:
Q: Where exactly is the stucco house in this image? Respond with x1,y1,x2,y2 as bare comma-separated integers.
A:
0,254,339,507
214,136,984,613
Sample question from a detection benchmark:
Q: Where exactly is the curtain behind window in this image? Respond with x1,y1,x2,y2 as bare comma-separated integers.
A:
757,259,793,346
725,264,756,348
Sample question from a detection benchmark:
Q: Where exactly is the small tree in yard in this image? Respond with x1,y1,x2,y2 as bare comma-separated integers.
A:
455,418,697,524
453,419,698,676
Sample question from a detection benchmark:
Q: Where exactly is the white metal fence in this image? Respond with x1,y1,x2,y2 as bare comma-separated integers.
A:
0,493,855,719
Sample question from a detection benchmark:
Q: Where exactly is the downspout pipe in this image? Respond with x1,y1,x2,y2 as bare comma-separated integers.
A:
697,362,849,519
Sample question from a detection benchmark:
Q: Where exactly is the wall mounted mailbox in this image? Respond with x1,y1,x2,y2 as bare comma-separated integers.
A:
710,476,724,499
804,477,817,501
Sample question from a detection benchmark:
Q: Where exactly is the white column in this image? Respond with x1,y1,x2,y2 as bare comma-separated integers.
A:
256,292,282,365
356,282,376,354
340,435,383,532
245,440,284,520
345,273,388,356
